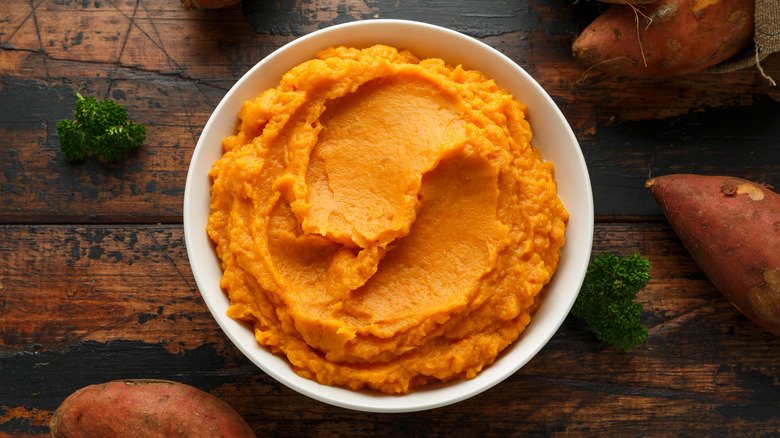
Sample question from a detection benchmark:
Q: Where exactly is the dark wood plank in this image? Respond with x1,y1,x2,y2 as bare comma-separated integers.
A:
1,0,779,224
584,95,780,219
2,223,778,436
0,0,272,225
2,0,779,436
0,225,214,351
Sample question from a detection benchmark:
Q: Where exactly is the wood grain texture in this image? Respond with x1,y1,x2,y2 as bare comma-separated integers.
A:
2,224,779,436
1,0,779,436
1,0,778,223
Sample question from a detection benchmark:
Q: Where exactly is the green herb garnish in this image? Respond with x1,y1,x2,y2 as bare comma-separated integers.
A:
56,92,146,162
571,252,652,351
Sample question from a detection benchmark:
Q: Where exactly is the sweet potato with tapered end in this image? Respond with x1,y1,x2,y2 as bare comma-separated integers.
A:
646,174,780,336
573,0,754,77
49,379,256,437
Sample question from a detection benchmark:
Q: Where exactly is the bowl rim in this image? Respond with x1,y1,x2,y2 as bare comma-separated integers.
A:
184,18,594,413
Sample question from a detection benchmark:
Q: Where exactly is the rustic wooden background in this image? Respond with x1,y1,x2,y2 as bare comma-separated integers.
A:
1,0,779,436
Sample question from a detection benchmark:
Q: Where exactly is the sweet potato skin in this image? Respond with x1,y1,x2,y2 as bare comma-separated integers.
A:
573,0,754,77
49,379,256,438
647,174,780,336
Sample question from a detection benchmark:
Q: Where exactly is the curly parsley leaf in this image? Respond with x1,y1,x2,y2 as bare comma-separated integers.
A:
571,252,652,351
55,92,146,163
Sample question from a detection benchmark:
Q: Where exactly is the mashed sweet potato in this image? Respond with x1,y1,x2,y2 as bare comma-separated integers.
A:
207,44,568,394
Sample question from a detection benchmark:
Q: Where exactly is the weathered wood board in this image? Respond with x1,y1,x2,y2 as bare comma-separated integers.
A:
1,0,779,436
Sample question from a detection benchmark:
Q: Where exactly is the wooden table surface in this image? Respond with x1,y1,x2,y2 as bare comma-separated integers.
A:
2,0,779,436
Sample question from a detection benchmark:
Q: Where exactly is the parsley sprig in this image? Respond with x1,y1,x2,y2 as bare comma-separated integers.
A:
571,252,652,351
56,92,146,162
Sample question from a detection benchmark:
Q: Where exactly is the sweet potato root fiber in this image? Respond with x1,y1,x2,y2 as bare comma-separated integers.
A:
573,0,754,77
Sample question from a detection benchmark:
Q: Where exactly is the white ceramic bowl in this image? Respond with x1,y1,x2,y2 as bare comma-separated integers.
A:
184,19,593,413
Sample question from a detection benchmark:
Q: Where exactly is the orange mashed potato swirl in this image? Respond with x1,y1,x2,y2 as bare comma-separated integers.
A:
207,44,568,394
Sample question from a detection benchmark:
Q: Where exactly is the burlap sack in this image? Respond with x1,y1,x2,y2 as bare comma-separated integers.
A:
707,0,780,85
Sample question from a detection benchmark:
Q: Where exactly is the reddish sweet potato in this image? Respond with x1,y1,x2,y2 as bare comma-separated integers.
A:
646,174,780,336
573,0,754,77
49,379,256,438
181,0,241,9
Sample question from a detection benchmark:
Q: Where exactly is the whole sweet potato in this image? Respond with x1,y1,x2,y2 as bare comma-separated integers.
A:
573,0,754,77
50,379,256,438
647,174,780,336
